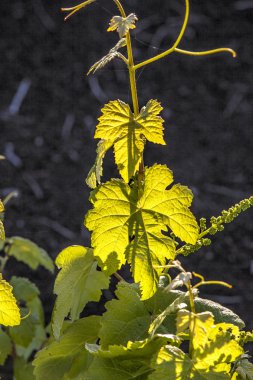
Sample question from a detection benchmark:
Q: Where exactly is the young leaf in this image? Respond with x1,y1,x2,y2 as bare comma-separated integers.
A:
85,164,198,298
99,282,151,348
0,274,20,326
108,13,138,38
33,316,101,380
86,140,113,189
52,246,109,339
88,38,126,75
5,236,54,272
0,328,12,365
94,99,165,182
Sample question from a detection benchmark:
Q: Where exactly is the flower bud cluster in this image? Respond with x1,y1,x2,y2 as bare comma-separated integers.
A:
178,196,253,257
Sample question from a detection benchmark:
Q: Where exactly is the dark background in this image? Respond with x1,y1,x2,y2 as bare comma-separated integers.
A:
0,0,253,376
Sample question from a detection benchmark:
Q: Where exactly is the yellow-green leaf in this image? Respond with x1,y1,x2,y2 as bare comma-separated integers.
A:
85,164,198,299
52,246,109,339
107,13,138,38
0,274,20,326
6,236,54,272
33,316,101,380
233,359,253,380
94,99,165,182
86,140,113,189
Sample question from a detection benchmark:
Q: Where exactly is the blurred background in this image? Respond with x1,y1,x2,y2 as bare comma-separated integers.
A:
0,0,253,353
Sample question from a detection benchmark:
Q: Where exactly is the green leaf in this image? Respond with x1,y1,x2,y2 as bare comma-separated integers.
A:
234,359,253,380
146,288,245,330
9,277,45,357
194,296,245,329
33,316,101,380
94,100,166,182
86,335,174,380
6,236,54,272
0,274,20,326
149,293,187,336
107,13,138,38
88,38,126,75
10,276,40,302
0,328,12,365
85,164,198,298
52,246,109,339
86,140,113,189
99,282,151,348
13,357,36,380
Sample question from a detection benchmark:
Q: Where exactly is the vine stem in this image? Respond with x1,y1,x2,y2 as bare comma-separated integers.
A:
112,0,145,180
134,0,190,70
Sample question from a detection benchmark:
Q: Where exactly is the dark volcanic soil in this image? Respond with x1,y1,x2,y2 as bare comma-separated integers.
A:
0,0,253,378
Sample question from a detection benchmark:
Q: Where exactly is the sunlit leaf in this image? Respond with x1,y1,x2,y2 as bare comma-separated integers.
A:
52,246,109,339
148,345,231,380
86,140,113,189
93,99,165,182
0,274,20,326
108,13,138,38
6,236,54,272
85,164,198,298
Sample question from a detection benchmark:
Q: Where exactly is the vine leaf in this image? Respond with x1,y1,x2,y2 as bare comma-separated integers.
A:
108,13,138,38
52,246,109,339
85,164,199,299
9,277,45,359
86,140,113,189
99,282,151,348
13,357,35,380
88,38,126,75
33,316,101,380
93,99,165,183
0,200,5,240
5,236,54,273
148,345,231,380
233,359,253,379
86,335,176,380
0,328,12,365
0,274,20,326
